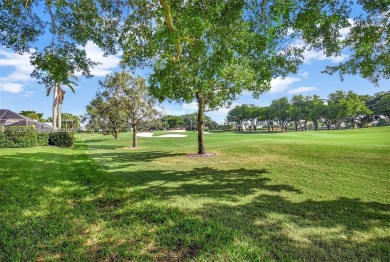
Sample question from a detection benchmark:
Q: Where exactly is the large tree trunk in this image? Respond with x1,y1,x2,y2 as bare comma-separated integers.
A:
132,125,137,147
52,85,58,130
196,94,205,154
58,101,62,130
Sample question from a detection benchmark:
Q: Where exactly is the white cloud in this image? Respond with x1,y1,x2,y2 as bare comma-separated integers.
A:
23,91,36,97
339,18,354,40
301,71,309,79
269,77,300,93
83,41,121,76
0,82,24,93
182,102,198,110
292,39,348,64
287,86,319,94
207,102,239,121
0,47,35,93
162,108,187,116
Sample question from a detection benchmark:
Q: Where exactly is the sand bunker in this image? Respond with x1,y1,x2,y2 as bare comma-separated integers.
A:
137,132,153,137
136,132,187,138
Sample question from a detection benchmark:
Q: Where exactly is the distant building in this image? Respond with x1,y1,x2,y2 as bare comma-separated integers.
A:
0,109,52,132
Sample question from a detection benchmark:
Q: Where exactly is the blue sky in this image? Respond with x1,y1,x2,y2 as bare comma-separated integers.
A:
0,21,389,123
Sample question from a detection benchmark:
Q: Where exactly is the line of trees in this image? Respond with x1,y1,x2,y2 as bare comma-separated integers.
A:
227,91,390,131
162,113,219,131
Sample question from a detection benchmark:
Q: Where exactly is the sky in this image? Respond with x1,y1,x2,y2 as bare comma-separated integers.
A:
0,11,389,123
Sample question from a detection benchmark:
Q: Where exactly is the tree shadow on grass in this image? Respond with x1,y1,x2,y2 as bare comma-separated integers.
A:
0,149,389,261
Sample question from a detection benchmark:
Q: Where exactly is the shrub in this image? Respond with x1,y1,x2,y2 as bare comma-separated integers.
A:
0,131,13,148
49,132,75,147
4,126,37,148
376,119,390,127
37,132,50,146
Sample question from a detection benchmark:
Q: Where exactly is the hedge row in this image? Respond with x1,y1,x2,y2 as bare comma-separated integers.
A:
2,126,37,148
0,126,75,148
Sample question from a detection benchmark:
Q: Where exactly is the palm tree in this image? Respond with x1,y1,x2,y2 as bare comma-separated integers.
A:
46,76,77,130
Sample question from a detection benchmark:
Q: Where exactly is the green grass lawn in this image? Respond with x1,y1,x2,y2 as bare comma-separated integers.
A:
1,127,389,261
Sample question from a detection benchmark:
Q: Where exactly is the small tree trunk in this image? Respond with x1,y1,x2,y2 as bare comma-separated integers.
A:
132,125,137,147
197,94,205,154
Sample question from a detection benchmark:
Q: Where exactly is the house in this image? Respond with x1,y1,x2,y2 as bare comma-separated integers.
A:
0,109,52,132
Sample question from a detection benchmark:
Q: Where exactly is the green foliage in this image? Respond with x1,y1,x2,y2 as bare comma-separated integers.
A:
270,97,291,131
375,94,390,119
0,131,12,148
19,110,44,122
376,119,390,127
61,113,81,132
324,0,390,85
162,115,185,129
37,133,50,146
48,132,75,147
3,126,38,148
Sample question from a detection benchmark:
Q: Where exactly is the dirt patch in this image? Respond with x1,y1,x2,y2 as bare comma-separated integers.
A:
185,152,216,158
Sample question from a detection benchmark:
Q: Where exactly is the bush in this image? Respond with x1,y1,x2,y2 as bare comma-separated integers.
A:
4,126,37,148
376,119,390,127
37,132,50,146
49,132,75,147
0,131,13,148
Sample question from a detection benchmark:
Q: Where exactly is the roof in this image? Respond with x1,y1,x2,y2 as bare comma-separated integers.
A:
0,109,29,121
0,109,52,131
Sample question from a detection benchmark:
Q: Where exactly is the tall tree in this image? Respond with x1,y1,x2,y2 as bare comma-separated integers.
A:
86,90,126,140
101,72,159,147
257,107,275,132
270,97,291,132
346,91,372,128
307,95,327,131
290,95,307,131
327,91,351,129
227,105,248,132
120,1,355,154
375,94,390,120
